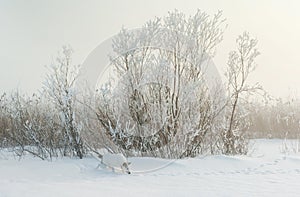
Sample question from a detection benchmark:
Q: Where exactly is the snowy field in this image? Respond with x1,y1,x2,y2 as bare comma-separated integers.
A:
1,139,300,197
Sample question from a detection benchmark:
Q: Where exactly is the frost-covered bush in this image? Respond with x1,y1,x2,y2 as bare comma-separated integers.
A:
95,10,227,158
0,92,64,159
248,98,300,139
0,93,10,148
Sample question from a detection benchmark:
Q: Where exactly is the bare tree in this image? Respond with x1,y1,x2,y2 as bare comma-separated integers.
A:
44,46,84,159
223,32,261,154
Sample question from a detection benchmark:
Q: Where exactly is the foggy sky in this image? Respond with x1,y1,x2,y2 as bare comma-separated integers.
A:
1,0,300,98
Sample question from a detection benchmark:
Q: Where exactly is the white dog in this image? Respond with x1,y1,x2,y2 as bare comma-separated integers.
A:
88,145,132,174
101,153,131,174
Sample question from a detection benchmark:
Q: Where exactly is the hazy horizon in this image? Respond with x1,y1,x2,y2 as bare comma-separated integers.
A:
1,0,300,99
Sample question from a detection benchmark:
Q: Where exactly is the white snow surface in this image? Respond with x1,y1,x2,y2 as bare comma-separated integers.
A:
1,139,300,197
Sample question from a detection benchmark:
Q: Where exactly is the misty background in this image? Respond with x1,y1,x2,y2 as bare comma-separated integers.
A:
1,0,299,98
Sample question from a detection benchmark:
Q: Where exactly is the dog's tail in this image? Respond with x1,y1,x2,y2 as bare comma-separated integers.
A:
103,145,114,154
85,143,103,159
85,143,116,160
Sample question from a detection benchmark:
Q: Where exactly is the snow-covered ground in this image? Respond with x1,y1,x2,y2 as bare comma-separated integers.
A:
1,139,300,197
